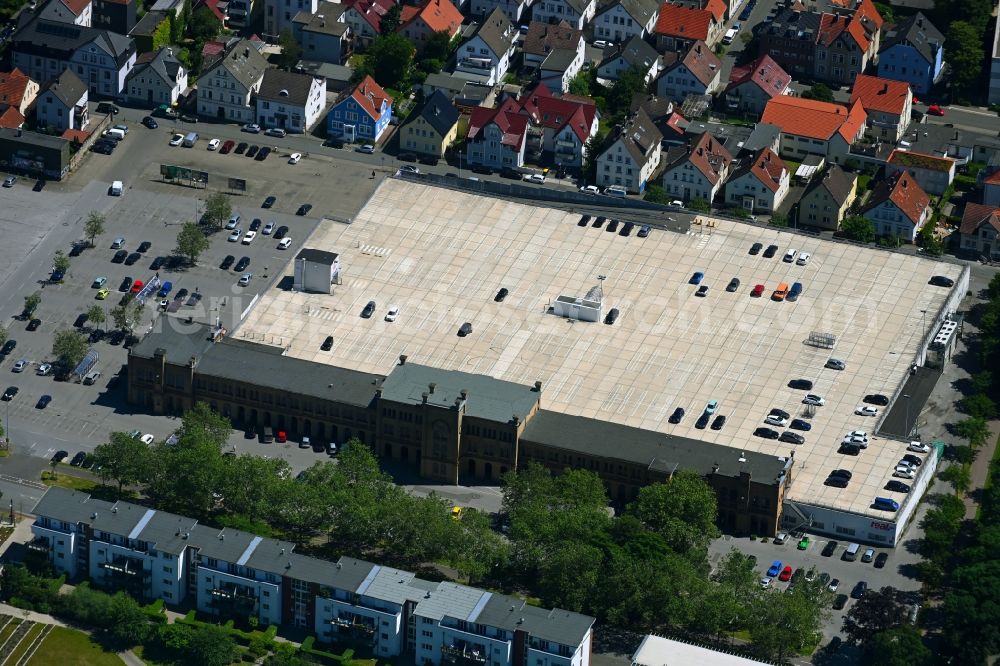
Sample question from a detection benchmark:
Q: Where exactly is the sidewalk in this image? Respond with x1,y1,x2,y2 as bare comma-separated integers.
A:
964,420,1000,519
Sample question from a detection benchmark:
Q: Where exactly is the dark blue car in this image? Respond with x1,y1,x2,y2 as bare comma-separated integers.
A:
690,271,704,284
790,419,812,431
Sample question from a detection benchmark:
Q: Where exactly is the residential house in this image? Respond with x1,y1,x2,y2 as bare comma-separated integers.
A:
256,68,326,133
327,74,394,142
593,0,660,42
128,11,168,54
470,0,530,22
0,107,25,129
341,0,393,48
36,68,88,132
959,202,1000,259
398,0,464,52
596,107,662,193
724,147,789,212
991,14,1000,105
660,131,732,204
861,170,932,241
38,0,93,26
760,96,867,163
124,47,187,106
399,90,460,157
656,41,721,101
724,55,791,116
653,0,724,52
631,94,688,144
522,21,583,68
93,0,135,34
520,82,599,167
196,0,228,22
455,8,516,86
29,486,596,666
292,3,351,66
264,0,317,37
532,0,598,31
756,8,821,79
984,170,1000,207
739,122,782,156
878,12,944,95
0,69,40,118
420,71,489,107
539,46,585,93
11,16,136,98
797,163,857,230
225,0,258,29
884,149,955,196
597,35,660,84
197,39,268,123
849,73,912,142
466,96,530,168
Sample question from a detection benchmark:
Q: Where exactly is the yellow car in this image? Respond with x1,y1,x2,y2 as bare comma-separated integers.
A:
450,506,464,520
96,287,110,300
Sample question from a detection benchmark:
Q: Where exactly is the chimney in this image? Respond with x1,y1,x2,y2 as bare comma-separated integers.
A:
881,83,888,94
460,389,468,400
429,382,436,394
244,47,249,58
696,43,701,54
398,354,407,365
917,17,922,27
534,380,542,392
422,392,429,403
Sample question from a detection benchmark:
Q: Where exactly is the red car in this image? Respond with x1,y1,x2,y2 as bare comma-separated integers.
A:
130,279,144,293
751,283,765,297
220,139,236,154
778,565,793,582
927,104,945,116
276,430,287,443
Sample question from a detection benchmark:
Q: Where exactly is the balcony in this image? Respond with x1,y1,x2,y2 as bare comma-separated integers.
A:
100,558,149,578
330,615,377,646
442,641,488,664
26,536,50,553
209,584,259,617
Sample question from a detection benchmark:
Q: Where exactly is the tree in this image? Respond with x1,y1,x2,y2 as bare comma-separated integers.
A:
104,592,150,648
379,2,401,34
688,198,711,212
568,71,592,97
842,586,910,645
175,222,210,265
86,305,106,330
92,432,151,496
961,393,996,419
361,34,415,89
110,301,143,335
939,463,973,493
769,211,789,227
955,416,991,447
802,83,835,103
987,272,1000,300
873,1,893,22
868,625,931,666
0,324,7,348
23,292,41,317
186,624,237,666
84,211,106,248
643,185,671,204
178,0,191,37
749,583,829,662
202,192,232,230
629,471,719,556
947,22,985,97
52,250,71,275
188,5,221,41
422,30,452,62
606,65,648,117
52,329,88,370
276,28,302,70
842,215,876,242
219,455,289,521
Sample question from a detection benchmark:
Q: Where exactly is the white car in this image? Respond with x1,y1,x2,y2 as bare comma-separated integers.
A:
523,173,546,184
893,465,915,479
288,152,302,164
385,306,399,322
783,249,798,262
400,164,419,174
802,394,825,406
140,434,155,445
670,200,684,207
764,415,788,427
262,222,275,235
844,430,869,441
855,405,879,416
12,359,28,372
36,363,52,376
169,133,184,146
109,180,123,196
277,238,292,249
207,138,221,150
358,144,375,154
908,441,930,454
228,229,241,242
242,123,261,133
225,216,240,230
238,273,252,286
760,577,772,589
579,185,600,194
242,231,257,244
796,252,811,266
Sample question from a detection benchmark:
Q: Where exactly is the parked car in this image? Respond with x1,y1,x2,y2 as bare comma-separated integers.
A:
242,123,261,133
668,407,685,424
864,394,889,405
458,322,473,336
357,144,375,154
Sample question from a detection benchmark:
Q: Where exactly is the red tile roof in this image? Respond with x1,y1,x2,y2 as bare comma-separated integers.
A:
196,0,226,23
0,106,24,129
887,149,954,173
63,0,91,16
0,69,33,109
744,147,787,192
678,132,732,185
349,75,393,122
983,169,1000,186
202,41,226,58
399,0,463,37
654,4,713,41
468,97,531,149
344,0,394,32
855,0,884,30
518,82,597,144
961,202,1000,235
726,55,790,99
705,0,726,22
61,128,91,143
863,171,929,225
850,74,910,115
761,96,866,144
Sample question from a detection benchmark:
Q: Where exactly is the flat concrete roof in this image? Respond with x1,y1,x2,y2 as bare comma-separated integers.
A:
239,179,963,518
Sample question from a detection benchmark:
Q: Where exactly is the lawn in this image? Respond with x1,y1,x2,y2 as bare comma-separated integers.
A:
0,618,22,646
25,627,124,666
40,472,100,493
6,623,45,665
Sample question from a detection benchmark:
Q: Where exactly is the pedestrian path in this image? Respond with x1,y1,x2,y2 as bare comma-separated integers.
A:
965,419,1000,520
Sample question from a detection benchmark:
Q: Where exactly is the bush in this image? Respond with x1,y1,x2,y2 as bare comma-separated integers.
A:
643,185,671,204
301,636,315,650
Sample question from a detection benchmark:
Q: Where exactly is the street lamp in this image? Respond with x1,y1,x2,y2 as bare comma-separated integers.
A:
902,393,911,439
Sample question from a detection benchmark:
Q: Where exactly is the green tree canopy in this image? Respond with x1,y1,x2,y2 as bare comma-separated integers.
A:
24,292,41,316
802,83,835,103
92,432,151,496
629,471,719,557
52,328,88,370
276,28,303,70
104,591,150,648
85,211,106,247
867,625,931,666
188,5,221,41
85,305,106,328
606,65,648,117
379,3,401,34
841,215,876,242
841,585,910,645
175,222,210,265
361,34,415,89
422,30,452,62
202,192,232,230
53,250,71,275
946,21,985,97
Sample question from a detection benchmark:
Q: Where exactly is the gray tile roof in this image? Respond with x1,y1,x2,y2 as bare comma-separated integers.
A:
129,321,218,362
604,107,662,166
408,89,460,138
135,510,200,555
203,38,268,91
740,122,781,155
294,2,349,36
540,48,578,73
130,10,168,37
244,536,299,572
189,524,259,564
196,338,382,408
380,362,540,424
522,20,581,58
41,68,87,108
31,487,113,525
287,554,377,589
257,68,319,106
474,594,594,647
128,47,183,88
414,581,490,621
88,501,153,537
881,12,943,66
598,0,658,24
358,565,428,605
803,163,856,206
521,409,792,483
14,14,138,72
600,35,658,72
471,7,515,58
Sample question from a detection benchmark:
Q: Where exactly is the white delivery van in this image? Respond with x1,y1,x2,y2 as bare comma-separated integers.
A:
104,128,126,141
182,132,199,147
723,27,739,44
604,185,627,198
110,180,123,196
